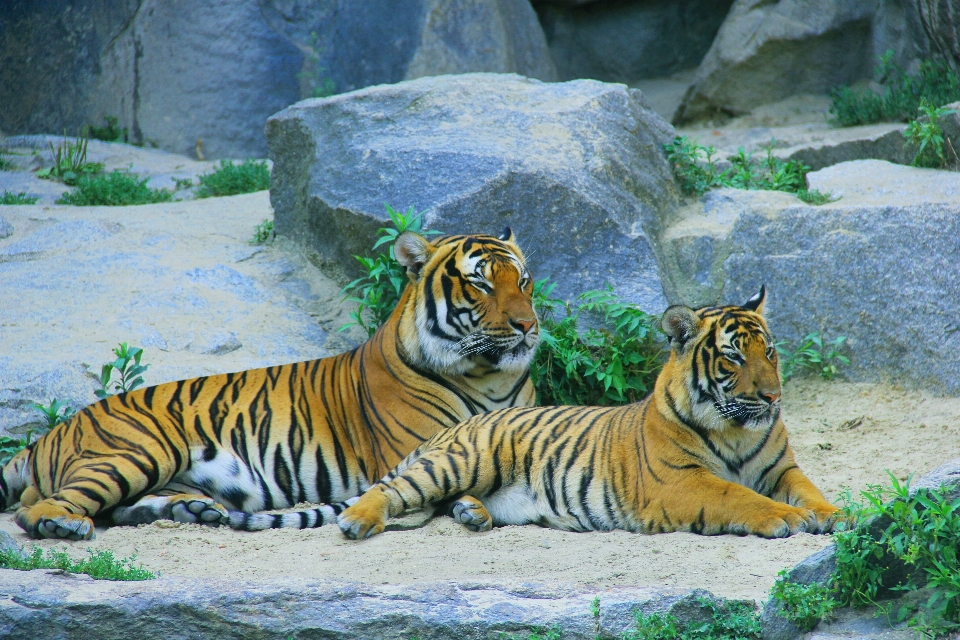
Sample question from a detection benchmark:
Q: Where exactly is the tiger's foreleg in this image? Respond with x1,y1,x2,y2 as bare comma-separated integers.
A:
766,465,840,533
15,489,98,540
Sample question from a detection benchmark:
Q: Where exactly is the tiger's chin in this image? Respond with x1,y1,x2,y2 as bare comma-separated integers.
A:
485,339,539,373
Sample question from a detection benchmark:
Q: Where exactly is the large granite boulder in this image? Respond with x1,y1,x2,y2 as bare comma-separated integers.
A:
268,74,679,311
655,160,960,393
535,0,733,83
1,0,555,159
673,0,929,125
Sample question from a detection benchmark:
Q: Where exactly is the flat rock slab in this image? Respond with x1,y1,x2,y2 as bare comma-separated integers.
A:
0,191,357,434
0,569,744,640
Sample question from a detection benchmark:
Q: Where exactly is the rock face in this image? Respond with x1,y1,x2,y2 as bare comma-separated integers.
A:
0,570,747,640
673,0,930,125
655,160,960,393
535,0,733,83
0,0,555,159
268,74,679,310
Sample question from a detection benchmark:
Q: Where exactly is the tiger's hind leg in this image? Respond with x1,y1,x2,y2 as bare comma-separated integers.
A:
450,496,492,532
110,491,229,527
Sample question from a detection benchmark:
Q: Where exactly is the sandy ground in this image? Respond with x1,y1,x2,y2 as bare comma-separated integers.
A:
2,378,958,604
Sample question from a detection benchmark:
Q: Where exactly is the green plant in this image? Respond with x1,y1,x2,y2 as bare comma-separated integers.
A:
95,342,150,399
172,177,193,191
0,399,72,465
664,137,836,204
30,399,75,430
36,132,103,186
771,570,837,631
298,31,338,98
830,473,960,637
1,191,39,205
830,51,960,127
775,332,849,381
625,598,761,640
196,159,270,198
340,204,440,337
0,153,15,171
0,546,155,580
86,115,128,144
250,218,274,244
903,101,958,168
531,282,664,406
56,170,173,206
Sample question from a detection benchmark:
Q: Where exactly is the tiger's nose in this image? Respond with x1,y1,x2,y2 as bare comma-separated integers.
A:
510,318,536,335
759,389,781,404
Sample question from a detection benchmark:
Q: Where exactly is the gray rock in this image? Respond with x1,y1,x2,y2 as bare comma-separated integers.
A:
0,570,750,640
0,530,19,555
655,160,960,393
0,216,12,239
918,0,960,72
1,0,555,159
268,73,679,310
536,0,733,83
760,546,837,640
673,0,929,125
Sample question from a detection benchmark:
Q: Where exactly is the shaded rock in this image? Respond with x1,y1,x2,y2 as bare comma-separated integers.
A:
0,216,12,239
535,0,733,83
918,0,960,72
0,571,750,640
655,160,960,393
268,74,679,310
674,0,929,125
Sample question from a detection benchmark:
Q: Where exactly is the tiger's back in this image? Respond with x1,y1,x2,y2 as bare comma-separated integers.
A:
3,229,539,540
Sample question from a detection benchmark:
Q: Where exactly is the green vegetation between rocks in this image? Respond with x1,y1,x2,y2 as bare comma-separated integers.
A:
1,191,39,205
663,137,835,204
771,473,960,637
36,133,103,186
903,101,958,169
627,597,761,640
830,52,960,127
0,153,16,171
775,333,849,382
196,159,270,198
55,170,173,206
86,115,128,144
250,218,275,244
0,546,155,581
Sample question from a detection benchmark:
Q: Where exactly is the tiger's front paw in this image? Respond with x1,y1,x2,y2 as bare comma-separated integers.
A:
808,502,842,534
16,503,96,540
338,493,389,540
746,504,816,538
451,496,492,532
170,496,229,526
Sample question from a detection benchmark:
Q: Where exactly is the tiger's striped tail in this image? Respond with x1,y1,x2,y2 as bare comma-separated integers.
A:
227,497,361,531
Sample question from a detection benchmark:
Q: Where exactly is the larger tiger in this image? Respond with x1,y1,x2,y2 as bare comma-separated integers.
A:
0,229,539,540
336,287,840,540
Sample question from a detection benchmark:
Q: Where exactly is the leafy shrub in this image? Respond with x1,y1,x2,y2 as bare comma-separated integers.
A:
1,191,39,205
36,133,103,186
830,52,960,127
531,281,663,406
771,570,836,631
86,115,128,143
196,159,270,198
0,400,73,466
663,137,835,204
625,597,761,640
56,171,173,206
95,342,150,399
775,332,849,382
340,205,439,337
903,101,958,168
0,153,15,171
250,218,274,244
0,546,155,580
829,473,960,637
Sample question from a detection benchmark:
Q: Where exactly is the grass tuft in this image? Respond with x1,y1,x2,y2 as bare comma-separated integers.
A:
1,191,39,205
626,597,761,639
196,159,270,198
56,171,172,206
0,546,155,581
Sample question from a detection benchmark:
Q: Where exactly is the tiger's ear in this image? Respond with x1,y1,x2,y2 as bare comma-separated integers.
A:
661,305,700,349
395,232,436,280
498,226,515,243
742,285,767,313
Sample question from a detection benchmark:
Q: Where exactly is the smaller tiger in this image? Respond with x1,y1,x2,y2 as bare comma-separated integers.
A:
337,287,840,540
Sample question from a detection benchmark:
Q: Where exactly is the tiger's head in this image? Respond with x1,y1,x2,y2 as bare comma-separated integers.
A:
392,227,539,375
660,286,781,431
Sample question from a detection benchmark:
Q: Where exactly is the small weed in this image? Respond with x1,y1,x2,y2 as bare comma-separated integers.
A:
1,191,39,205
172,177,193,191
0,546,155,580
299,31,338,99
86,115,128,144
625,597,761,639
903,101,958,168
0,436,28,466
664,137,836,204
196,159,270,198
0,399,72,465
95,342,149,399
532,282,664,406
830,52,960,127
30,399,75,430
776,332,849,382
340,204,440,337
250,218,274,244
771,570,836,631
36,132,103,186
0,153,15,171
56,171,173,206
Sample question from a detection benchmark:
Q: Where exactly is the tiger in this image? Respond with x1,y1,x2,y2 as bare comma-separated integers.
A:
335,286,840,540
0,228,539,540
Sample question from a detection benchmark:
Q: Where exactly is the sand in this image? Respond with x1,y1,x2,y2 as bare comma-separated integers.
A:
2,377,958,604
